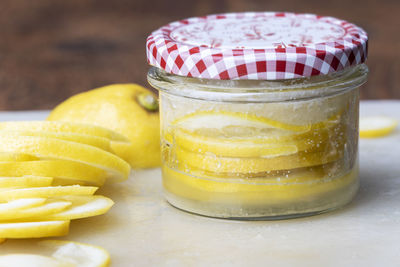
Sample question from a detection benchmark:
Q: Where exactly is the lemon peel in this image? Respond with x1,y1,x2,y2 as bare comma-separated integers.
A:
0,135,130,181
0,221,70,238
360,116,398,138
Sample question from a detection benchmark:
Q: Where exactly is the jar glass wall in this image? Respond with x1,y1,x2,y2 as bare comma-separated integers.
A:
148,64,368,219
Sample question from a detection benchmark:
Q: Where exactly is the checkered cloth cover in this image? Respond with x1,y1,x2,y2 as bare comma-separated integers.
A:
146,12,368,80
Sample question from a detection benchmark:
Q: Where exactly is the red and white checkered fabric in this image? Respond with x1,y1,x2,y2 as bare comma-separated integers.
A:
146,12,368,80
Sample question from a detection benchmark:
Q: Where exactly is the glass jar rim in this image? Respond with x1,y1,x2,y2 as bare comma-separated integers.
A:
148,64,368,102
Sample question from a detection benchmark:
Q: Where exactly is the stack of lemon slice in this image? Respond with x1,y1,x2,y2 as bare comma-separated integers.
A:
162,111,357,205
0,121,130,239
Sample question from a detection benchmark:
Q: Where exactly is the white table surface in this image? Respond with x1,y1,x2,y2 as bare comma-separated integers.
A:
0,100,399,267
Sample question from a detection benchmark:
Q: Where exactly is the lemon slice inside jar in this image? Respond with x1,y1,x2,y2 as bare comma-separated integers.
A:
163,110,349,203
163,164,357,204
175,146,343,174
173,111,312,132
167,110,345,164
168,111,344,158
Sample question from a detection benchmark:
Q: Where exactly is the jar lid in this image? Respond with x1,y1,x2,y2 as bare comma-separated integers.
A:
146,12,368,80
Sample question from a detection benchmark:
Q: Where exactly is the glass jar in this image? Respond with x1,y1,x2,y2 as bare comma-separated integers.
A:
146,12,368,219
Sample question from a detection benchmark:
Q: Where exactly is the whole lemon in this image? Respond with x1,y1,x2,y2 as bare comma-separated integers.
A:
47,84,160,169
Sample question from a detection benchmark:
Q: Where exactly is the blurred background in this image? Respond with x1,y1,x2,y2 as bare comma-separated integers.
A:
0,0,398,110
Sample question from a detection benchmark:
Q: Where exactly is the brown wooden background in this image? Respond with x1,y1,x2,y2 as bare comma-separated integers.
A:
0,0,399,110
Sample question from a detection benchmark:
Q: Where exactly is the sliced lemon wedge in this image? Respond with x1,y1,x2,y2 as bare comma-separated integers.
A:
0,121,129,143
40,195,114,221
0,254,73,267
0,160,108,186
0,176,53,187
0,221,69,238
0,130,111,152
39,240,110,267
0,198,47,212
360,116,398,138
0,201,71,221
0,135,130,181
0,185,97,201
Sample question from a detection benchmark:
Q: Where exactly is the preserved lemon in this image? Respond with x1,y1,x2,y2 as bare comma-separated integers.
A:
160,106,358,218
147,11,368,219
